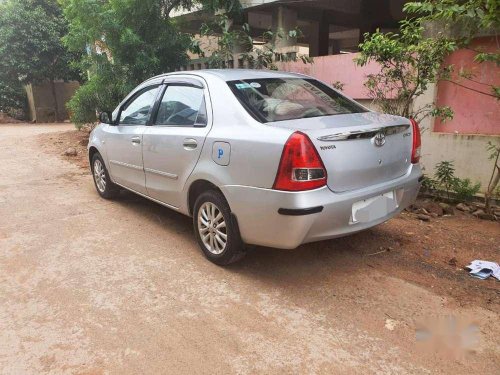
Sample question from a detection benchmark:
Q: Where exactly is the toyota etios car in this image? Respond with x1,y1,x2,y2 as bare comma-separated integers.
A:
89,70,422,265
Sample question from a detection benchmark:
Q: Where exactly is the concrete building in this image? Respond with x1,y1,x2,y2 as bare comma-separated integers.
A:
176,0,499,192
178,0,407,64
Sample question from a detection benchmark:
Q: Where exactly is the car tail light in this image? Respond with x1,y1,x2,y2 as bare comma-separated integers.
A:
273,131,327,191
410,118,421,164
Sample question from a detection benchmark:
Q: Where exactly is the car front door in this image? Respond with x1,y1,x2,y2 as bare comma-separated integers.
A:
142,78,211,208
105,84,160,194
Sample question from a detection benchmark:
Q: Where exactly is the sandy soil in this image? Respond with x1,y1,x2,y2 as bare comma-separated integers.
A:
1,123,499,374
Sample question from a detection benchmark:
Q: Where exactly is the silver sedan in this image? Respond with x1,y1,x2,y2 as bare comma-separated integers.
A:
88,70,422,265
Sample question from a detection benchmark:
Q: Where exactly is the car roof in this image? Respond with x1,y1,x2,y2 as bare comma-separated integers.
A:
146,69,309,83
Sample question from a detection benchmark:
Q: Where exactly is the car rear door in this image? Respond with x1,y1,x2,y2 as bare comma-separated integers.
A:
142,77,211,208
104,84,161,194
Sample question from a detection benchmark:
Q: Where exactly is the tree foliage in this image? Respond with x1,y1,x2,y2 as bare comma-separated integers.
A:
61,0,196,127
0,75,27,120
356,19,455,122
404,0,499,42
404,0,499,98
0,0,80,119
65,56,130,126
403,0,499,208
63,0,311,127
0,0,80,84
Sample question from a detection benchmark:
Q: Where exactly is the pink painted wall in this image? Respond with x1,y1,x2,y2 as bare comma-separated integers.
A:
276,53,380,99
277,43,499,136
434,37,500,135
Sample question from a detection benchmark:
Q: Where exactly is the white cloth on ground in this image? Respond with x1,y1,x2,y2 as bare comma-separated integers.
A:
465,260,500,281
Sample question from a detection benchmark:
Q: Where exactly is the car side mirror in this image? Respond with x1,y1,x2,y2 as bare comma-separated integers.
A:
99,111,114,125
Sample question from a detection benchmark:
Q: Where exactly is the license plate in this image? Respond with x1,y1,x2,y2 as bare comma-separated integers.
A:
351,191,398,223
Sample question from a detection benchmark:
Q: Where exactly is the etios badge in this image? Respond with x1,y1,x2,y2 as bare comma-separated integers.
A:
373,132,386,147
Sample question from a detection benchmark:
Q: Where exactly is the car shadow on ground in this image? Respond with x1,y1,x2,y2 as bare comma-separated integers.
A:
112,189,392,281
91,184,500,312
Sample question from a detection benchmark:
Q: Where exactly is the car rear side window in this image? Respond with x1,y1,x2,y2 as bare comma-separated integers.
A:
227,78,367,123
154,85,207,126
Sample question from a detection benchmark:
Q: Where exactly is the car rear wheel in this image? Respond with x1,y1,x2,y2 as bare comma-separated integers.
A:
193,190,245,265
91,153,119,199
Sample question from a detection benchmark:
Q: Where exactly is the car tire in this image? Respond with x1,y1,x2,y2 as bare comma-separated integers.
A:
193,190,246,265
91,152,120,199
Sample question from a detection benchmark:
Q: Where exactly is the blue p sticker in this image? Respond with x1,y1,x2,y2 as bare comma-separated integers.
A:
212,142,230,166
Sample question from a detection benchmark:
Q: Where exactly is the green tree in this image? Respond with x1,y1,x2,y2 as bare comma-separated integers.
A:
404,0,499,98
61,0,200,127
355,19,456,123
404,1,499,209
0,0,81,121
434,160,456,199
0,74,27,120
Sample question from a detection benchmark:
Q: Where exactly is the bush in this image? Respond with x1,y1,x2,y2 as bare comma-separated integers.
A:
434,161,456,199
432,160,481,201
421,174,437,191
452,178,481,202
67,62,131,128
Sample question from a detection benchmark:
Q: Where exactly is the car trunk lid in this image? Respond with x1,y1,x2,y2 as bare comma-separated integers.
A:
269,112,414,192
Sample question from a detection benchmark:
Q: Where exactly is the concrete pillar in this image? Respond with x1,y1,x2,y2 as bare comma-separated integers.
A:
308,15,330,57
318,14,330,56
271,6,298,48
331,39,340,55
359,0,392,43
359,0,376,43
309,21,320,57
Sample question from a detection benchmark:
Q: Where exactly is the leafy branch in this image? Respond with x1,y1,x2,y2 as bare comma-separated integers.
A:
404,0,499,99
356,18,456,123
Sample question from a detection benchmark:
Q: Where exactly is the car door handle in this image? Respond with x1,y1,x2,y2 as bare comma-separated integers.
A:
131,137,141,144
183,138,198,150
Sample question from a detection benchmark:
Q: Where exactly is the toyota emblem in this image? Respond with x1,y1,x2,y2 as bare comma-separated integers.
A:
373,132,386,147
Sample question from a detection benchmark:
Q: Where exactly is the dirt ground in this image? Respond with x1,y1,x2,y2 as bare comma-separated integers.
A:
1,123,499,374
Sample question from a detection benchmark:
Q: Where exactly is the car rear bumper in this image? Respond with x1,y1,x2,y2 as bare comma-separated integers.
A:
221,165,422,249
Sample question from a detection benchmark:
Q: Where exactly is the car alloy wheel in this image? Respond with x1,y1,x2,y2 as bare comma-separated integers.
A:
197,201,227,255
91,153,119,199
93,158,107,193
193,190,246,265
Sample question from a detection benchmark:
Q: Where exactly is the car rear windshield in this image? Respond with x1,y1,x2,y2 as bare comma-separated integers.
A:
227,78,367,123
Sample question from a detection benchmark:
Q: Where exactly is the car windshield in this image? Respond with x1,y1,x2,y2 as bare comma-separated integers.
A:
227,78,367,123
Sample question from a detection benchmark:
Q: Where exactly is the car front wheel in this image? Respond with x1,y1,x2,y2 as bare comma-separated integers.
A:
91,153,119,199
193,190,245,265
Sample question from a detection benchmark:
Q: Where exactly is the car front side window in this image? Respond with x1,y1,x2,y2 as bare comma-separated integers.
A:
154,85,207,127
119,86,159,125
